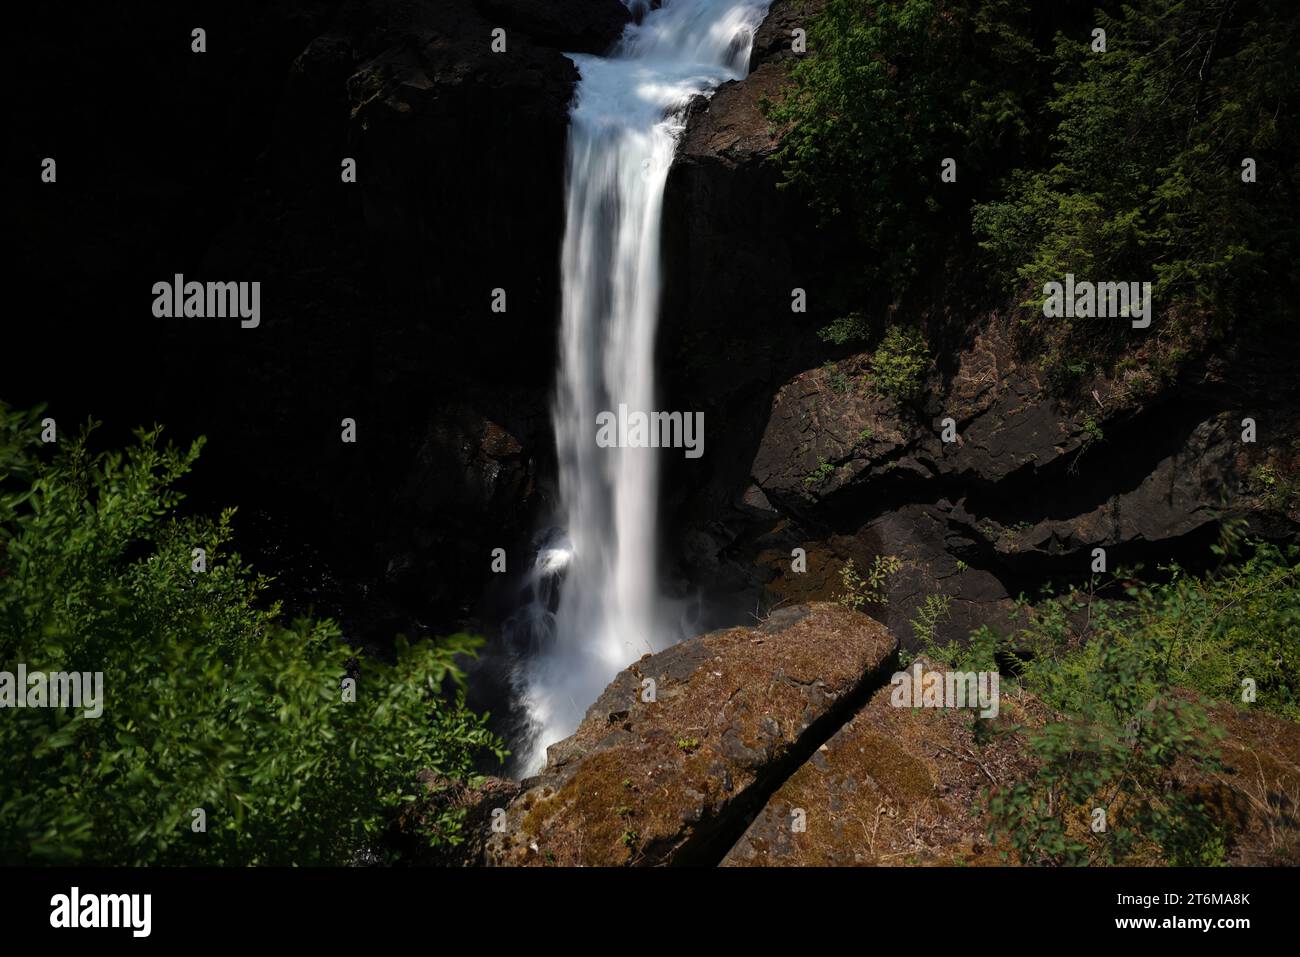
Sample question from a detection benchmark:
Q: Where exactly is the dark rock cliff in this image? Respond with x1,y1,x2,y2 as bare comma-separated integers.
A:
659,0,1300,650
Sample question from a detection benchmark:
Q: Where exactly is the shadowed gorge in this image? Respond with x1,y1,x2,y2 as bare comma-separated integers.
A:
3,0,1298,892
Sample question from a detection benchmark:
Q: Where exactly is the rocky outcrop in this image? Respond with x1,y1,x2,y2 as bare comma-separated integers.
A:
481,603,898,865
660,0,1299,659
691,312,1300,650
458,618,1299,867
722,661,1300,866
723,658,1035,866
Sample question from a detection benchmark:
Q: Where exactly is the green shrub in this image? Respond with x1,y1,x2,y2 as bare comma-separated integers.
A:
0,404,506,864
972,0,1299,365
773,0,1297,382
981,532,1298,864
1010,540,1299,722
766,0,1041,297
869,325,931,403
817,312,870,346
1251,462,1300,515
988,680,1227,866
909,593,953,649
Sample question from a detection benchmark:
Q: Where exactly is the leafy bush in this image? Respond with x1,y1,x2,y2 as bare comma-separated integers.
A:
1251,461,1300,516
773,1,1298,387
1010,538,1299,722
976,532,1298,864
974,0,1299,327
766,0,1041,297
988,672,1227,866
869,325,931,403
0,404,505,864
817,312,870,346
1081,415,1104,446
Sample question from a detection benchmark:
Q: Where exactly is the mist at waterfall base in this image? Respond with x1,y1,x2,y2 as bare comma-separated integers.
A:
498,0,774,777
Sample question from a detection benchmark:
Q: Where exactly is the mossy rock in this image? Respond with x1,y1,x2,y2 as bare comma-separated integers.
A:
483,603,898,866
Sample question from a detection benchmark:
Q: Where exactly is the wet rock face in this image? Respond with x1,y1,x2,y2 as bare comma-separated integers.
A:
384,398,545,615
750,0,823,68
481,603,899,866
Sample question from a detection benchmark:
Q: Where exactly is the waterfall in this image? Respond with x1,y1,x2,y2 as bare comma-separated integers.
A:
504,0,773,776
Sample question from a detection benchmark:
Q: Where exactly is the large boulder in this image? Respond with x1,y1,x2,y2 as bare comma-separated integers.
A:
723,658,1036,866
722,665,1300,868
483,603,898,865
722,662,1300,866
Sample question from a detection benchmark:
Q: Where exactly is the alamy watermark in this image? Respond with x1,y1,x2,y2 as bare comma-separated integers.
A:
152,274,261,328
0,665,103,718
889,660,1000,718
1043,273,1152,329
595,404,704,459
50,887,150,937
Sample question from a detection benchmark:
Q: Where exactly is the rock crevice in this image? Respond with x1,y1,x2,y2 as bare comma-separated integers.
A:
480,603,899,866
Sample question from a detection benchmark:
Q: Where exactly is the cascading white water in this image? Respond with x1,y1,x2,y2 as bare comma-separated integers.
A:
505,0,773,775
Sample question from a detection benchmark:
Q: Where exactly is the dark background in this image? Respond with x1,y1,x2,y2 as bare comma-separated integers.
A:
8,0,569,660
